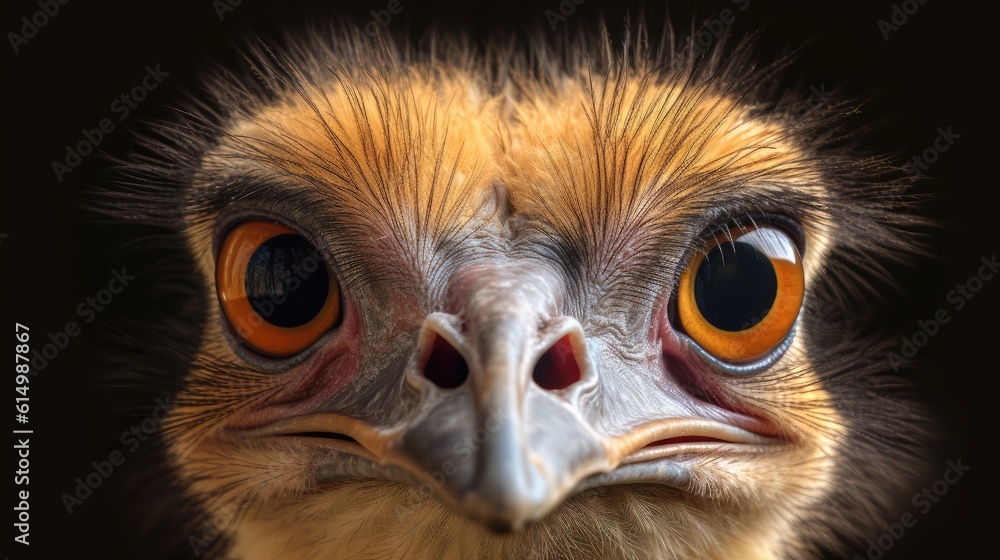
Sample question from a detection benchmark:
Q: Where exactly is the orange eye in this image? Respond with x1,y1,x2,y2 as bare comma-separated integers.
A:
216,221,341,358
677,225,804,363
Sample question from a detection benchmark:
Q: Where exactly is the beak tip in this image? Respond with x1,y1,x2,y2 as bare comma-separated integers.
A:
482,517,525,534
457,480,551,532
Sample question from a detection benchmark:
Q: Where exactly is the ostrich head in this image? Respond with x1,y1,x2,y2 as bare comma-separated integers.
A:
106,24,928,560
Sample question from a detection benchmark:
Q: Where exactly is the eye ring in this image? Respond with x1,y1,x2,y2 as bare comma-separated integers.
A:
676,223,804,364
216,220,341,358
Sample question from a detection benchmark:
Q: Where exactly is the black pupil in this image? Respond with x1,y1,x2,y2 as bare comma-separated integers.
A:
694,241,777,332
245,234,330,328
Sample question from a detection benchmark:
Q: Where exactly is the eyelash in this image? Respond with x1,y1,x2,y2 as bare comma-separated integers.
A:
691,211,806,260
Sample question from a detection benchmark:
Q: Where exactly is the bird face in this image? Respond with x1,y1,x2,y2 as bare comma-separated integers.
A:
148,31,921,560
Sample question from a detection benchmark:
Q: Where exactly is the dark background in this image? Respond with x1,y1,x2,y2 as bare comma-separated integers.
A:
5,0,991,558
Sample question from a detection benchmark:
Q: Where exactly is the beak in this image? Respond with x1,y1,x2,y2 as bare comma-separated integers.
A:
391,307,610,530
378,265,610,530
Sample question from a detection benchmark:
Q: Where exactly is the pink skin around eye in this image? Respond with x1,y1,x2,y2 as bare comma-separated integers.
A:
224,297,364,430
651,293,785,440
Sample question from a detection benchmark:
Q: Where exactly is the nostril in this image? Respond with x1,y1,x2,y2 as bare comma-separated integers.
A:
532,336,582,390
423,334,469,389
